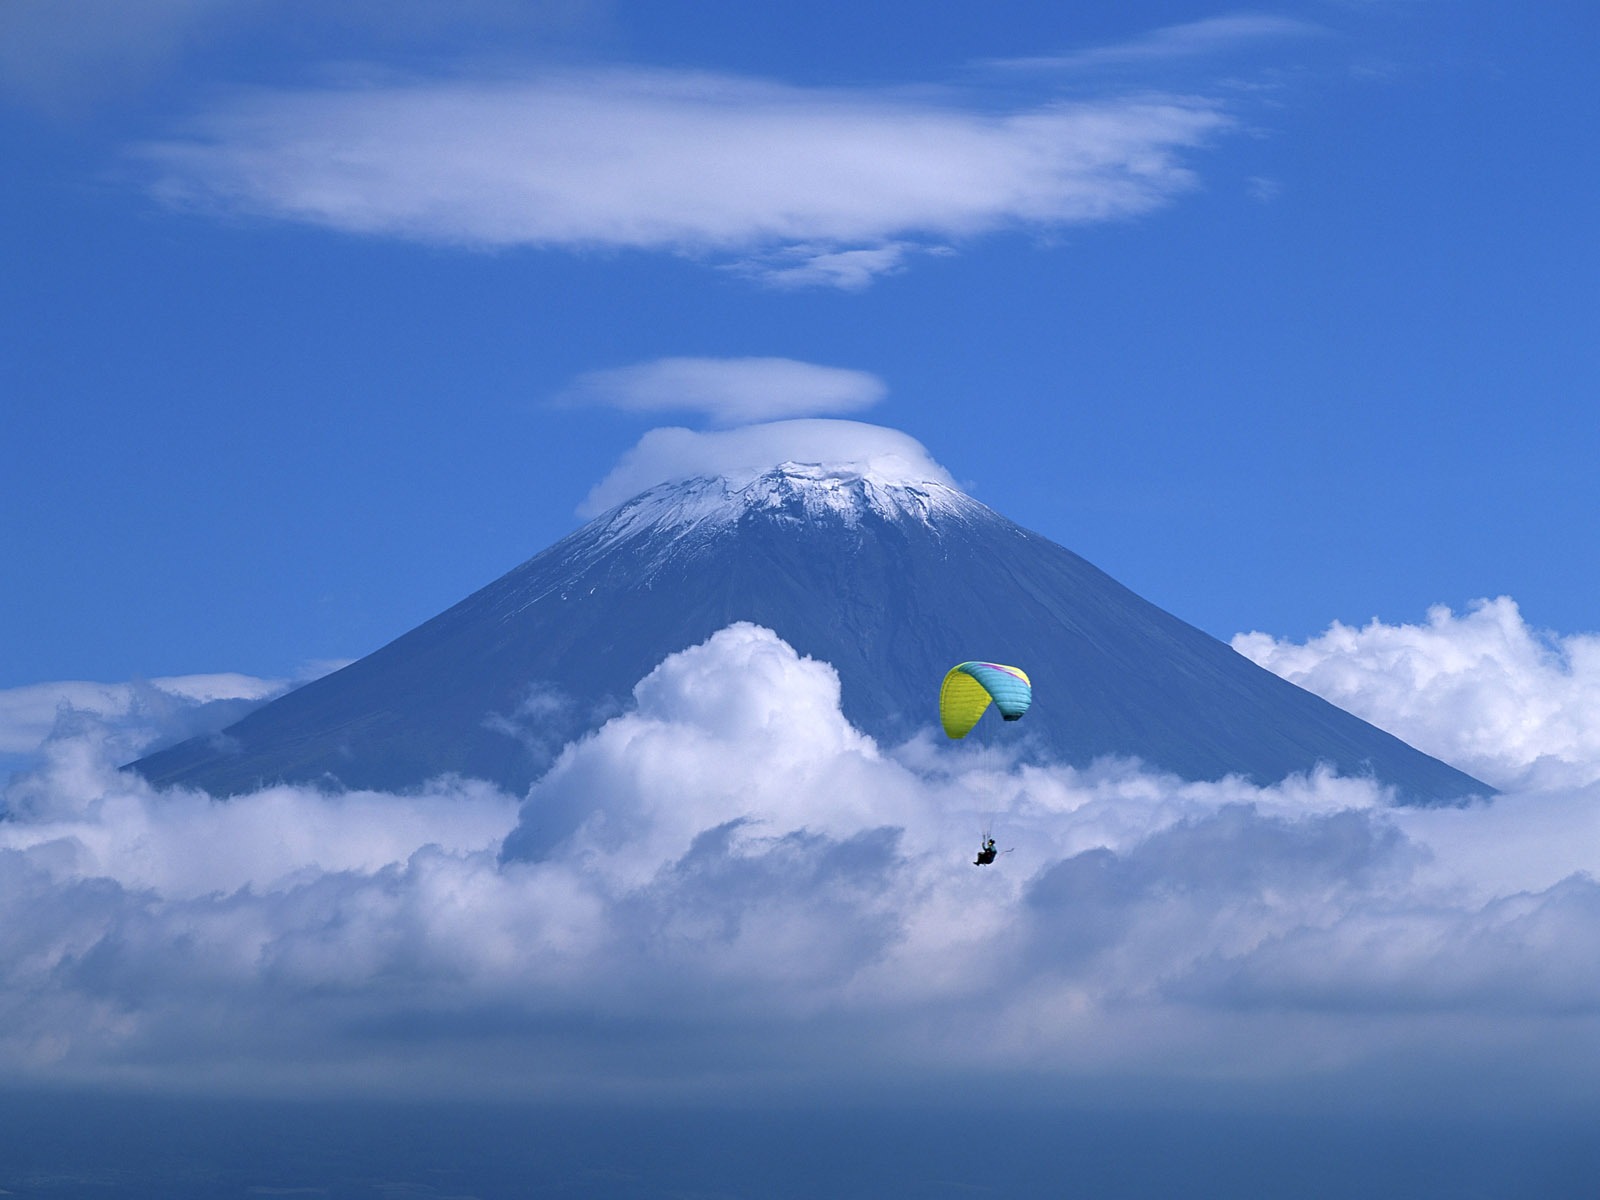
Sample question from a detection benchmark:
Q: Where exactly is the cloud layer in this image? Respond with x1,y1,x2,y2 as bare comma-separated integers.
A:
559,357,887,427
134,68,1230,287
3,610,1600,1106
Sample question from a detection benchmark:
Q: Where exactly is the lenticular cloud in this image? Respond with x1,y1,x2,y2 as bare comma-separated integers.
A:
560,357,888,427
134,67,1229,287
2,616,1600,1104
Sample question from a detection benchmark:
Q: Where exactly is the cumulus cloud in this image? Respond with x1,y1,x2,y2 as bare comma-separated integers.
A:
4,618,1600,1105
501,625,906,880
132,68,1230,287
559,357,887,427
1234,597,1600,791
578,418,955,516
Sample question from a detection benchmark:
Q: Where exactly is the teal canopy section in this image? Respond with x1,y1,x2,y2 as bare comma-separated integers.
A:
948,661,1032,729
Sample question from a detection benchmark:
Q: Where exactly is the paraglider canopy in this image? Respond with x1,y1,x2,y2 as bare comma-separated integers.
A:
939,661,1032,739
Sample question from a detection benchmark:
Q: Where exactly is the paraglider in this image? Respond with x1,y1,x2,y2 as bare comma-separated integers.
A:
940,661,1031,866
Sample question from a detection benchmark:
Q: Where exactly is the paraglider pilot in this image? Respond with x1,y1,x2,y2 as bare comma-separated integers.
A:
940,661,1030,870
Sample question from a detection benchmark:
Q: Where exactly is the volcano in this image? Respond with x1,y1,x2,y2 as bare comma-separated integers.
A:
132,437,1489,803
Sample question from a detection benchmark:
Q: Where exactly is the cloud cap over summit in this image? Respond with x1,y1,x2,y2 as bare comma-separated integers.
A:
579,419,954,516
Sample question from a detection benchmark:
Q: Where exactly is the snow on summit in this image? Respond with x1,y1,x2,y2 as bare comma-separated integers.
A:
591,466,981,551
578,419,957,516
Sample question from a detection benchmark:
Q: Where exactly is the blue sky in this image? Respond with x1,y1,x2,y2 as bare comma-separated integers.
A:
5,0,1596,690
5,4,1600,1191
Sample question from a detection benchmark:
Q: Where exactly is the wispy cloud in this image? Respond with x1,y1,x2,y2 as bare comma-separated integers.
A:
0,0,601,110
559,357,888,427
1246,174,1282,202
739,241,931,291
133,68,1231,288
0,0,240,109
4,615,1600,1103
983,13,1326,73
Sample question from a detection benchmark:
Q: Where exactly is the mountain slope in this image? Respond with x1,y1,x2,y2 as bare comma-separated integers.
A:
132,468,1490,802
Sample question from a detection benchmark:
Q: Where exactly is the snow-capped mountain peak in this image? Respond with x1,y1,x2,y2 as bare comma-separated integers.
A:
592,462,982,547
134,421,1492,806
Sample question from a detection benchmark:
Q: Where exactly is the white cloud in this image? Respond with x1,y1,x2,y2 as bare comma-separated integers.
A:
578,418,954,516
5,617,1600,1104
559,357,887,427
133,68,1231,287
1234,597,1600,791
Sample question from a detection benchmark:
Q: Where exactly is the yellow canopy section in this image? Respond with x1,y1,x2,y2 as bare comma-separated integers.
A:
939,667,994,739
